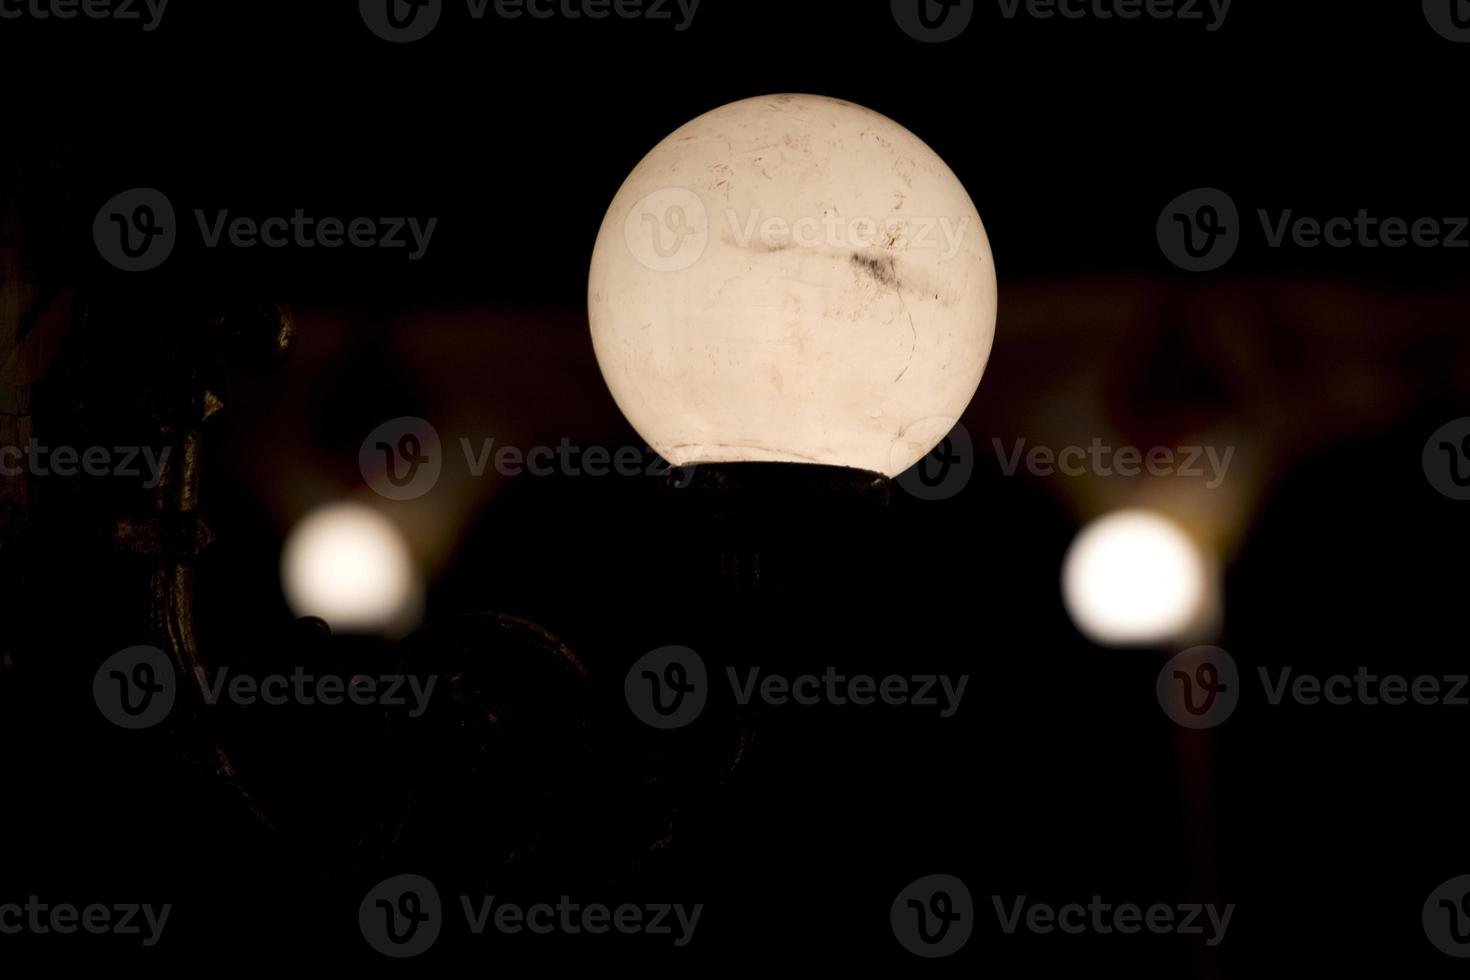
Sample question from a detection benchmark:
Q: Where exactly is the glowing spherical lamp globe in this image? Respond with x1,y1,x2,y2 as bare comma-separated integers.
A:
588,94,997,477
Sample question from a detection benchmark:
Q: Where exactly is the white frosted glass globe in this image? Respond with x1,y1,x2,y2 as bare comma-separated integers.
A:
588,94,997,477
281,501,422,635
1061,510,1210,647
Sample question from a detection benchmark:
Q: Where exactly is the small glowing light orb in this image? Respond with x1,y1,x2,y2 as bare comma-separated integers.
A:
588,93,997,476
1062,509,1209,647
281,501,421,635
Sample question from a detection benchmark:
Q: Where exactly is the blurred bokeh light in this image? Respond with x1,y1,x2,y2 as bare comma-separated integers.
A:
1062,508,1211,647
280,500,422,636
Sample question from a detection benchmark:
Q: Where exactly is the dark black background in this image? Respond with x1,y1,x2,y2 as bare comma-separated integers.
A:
2,0,1469,974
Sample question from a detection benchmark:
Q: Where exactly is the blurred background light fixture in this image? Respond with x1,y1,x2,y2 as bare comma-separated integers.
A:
280,500,422,636
588,93,997,478
1062,508,1211,648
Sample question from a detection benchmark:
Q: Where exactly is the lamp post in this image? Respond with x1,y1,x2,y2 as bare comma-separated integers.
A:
583,97,1001,871
589,93,998,629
